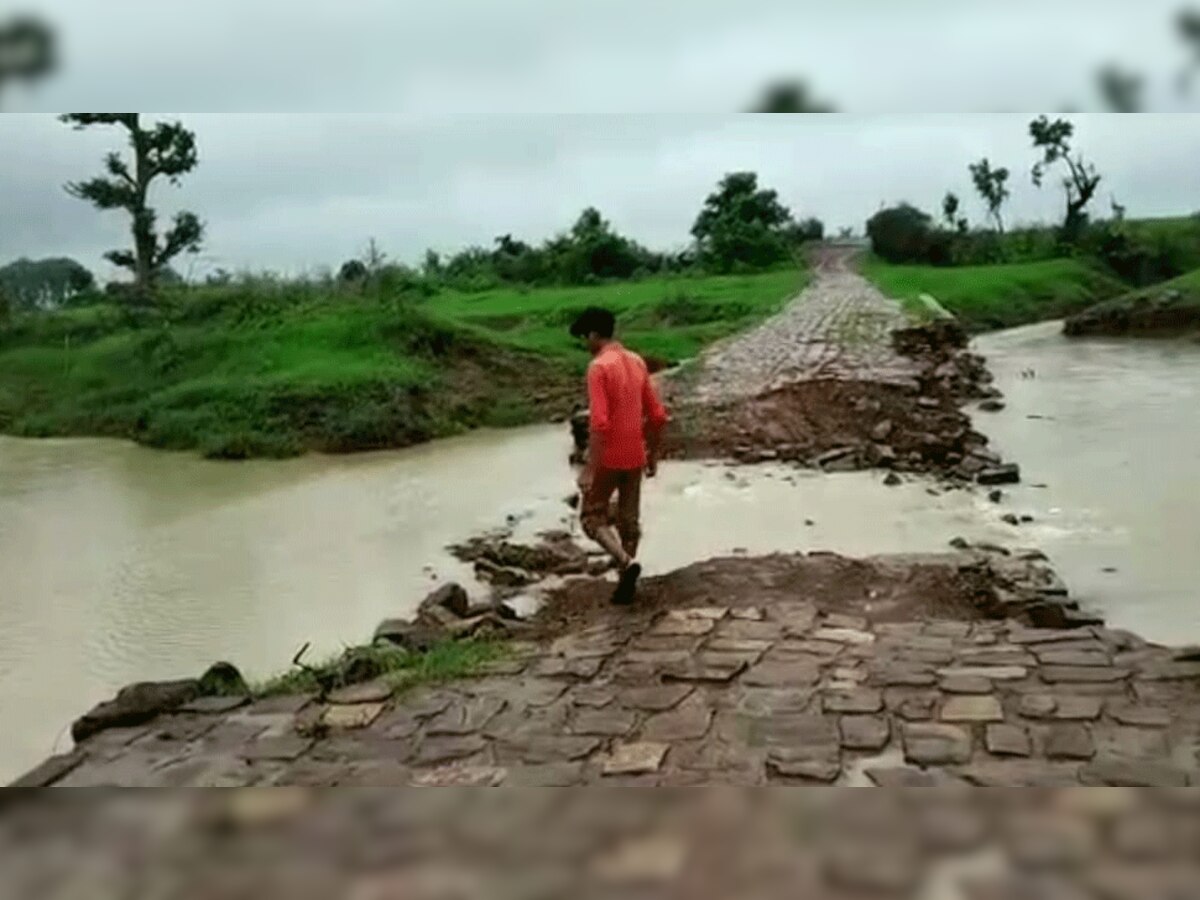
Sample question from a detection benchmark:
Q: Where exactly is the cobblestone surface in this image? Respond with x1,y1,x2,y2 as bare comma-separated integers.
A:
687,248,921,404
22,587,1200,788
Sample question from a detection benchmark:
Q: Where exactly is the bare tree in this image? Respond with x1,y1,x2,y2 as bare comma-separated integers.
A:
362,238,387,275
60,114,203,303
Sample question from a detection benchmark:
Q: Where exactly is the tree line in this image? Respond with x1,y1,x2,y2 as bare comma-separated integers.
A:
865,115,1200,285
0,115,824,321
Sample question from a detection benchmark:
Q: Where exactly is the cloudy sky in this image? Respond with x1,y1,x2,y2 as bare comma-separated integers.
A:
3,113,1200,278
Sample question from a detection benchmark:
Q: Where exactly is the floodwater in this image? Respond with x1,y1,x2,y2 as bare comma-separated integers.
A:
972,322,1200,648
1,323,1198,781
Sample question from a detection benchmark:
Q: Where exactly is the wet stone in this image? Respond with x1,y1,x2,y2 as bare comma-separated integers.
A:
570,684,616,708
623,684,693,711
703,637,773,656
1043,724,1095,760
903,723,972,766
662,654,748,683
764,717,842,783
839,715,891,751
730,687,815,717
240,735,314,762
427,696,506,736
327,679,393,705
602,742,668,776
179,695,250,714
323,702,386,730
1106,701,1170,728
531,656,605,679
412,734,487,766
941,695,1004,723
874,665,938,687
940,674,994,694
985,724,1031,757
641,695,714,742
824,689,884,714
1040,666,1129,684
742,659,820,688
498,733,600,764
570,706,637,737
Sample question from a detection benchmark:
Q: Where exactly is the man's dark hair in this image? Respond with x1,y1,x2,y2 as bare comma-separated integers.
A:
569,306,616,339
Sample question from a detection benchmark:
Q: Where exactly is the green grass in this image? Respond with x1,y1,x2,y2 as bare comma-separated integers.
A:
0,269,805,457
861,257,1127,331
252,638,505,698
429,268,807,363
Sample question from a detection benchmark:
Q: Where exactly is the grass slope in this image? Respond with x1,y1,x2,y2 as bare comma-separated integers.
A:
1064,268,1200,336
862,257,1126,331
0,269,804,458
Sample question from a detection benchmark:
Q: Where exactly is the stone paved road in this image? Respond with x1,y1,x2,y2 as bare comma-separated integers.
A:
687,246,922,404
24,563,1200,788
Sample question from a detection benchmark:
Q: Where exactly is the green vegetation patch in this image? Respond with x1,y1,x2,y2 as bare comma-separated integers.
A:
862,257,1126,331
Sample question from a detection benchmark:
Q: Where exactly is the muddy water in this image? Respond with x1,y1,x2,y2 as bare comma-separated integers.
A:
1,325,1197,780
973,322,1200,648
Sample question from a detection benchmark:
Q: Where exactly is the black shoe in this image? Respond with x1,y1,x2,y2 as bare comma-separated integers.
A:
611,562,642,606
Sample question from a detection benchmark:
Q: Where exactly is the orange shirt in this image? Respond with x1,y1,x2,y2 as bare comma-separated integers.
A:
587,342,669,470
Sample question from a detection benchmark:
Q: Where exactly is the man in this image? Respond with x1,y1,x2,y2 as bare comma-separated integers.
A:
569,306,669,605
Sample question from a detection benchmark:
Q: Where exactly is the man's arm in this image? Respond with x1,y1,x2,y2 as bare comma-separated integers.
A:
642,374,669,476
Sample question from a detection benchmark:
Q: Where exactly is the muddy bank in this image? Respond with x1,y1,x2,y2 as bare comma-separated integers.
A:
1064,282,1200,337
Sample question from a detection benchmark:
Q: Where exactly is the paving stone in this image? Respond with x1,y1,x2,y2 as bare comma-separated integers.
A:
1041,666,1129,684
703,637,773,656
812,627,875,645
985,724,1031,757
1106,700,1170,728
1043,724,1095,760
742,659,820,688
649,614,715,637
956,648,1036,667
9,750,86,787
672,606,729,620
937,666,1028,681
955,761,1084,787
241,694,312,715
602,742,668,775
570,706,637,737
662,654,748,683
1077,760,1190,787
825,613,868,630
831,666,868,683
178,695,250,714
1009,628,1091,645
889,690,939,721
409,734,488,766
873,664,938,687
426,696,506,735
623,684,694,711
924,621,971,639
772,602,818,635
1093,725,1169,761
728,687,815,718
1134,661,1200,681
476,677,567,711
865,766,965,787
1017,694,1058,718
327,679,394,705
941,695,1004,723
1004,813,1099,868
474,658,528,676
641,695,714,742
763,716,842,783
715,619,783,641
1033,649,1112,667
781,638,843,659
531,655,605,679
891,647,955,666
240,735,314,762
729,606,765,620
570,684,616,708
903,723,972,765
498,733,600,764
823,688,884,714
838,715,890,751
322,702,386,730
502,762,586,786
940,674,994,694
410,764,506,786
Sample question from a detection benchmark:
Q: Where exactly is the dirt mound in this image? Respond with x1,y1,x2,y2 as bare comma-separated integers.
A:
531,551,997,640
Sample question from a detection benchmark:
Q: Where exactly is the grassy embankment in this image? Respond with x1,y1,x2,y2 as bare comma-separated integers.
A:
1063,267,1200,336
0,269,805,458
862,257,1126,331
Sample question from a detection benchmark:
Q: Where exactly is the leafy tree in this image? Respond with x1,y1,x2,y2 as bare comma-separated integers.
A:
421,250,443,279
0,14,56,100
751,80,834,113
60,114,204,303
1029,115,1101,242
338,259,368,283
866,203,945,264
788,217,825,243
691,172,796,272
941,192,968,233
0,257,95,310
968,158,1010,233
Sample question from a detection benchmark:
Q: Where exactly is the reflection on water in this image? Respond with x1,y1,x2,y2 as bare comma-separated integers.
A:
1,322,1197,780
974,322,1200,647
